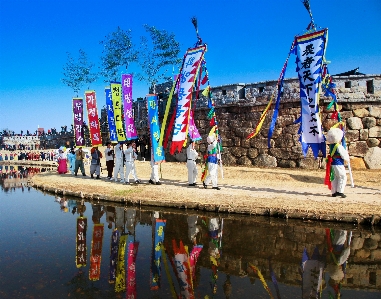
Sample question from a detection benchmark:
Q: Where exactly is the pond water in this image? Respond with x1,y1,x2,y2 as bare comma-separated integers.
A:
1,166,381,299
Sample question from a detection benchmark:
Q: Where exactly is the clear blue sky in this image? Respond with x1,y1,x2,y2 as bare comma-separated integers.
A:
1,0,380,133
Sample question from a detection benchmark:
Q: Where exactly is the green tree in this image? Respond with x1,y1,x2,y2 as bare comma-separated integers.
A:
137,24,181,93
62,49,98,95
99,26,137,82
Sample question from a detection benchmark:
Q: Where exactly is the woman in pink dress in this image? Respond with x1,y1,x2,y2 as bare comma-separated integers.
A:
57,147,68,174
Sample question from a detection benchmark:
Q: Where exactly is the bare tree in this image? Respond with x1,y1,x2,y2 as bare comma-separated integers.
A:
99,26,137,82
62,49,98,96
137,24,181,93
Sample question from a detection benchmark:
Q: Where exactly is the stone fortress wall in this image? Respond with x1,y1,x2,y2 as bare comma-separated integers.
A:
163,74,381,169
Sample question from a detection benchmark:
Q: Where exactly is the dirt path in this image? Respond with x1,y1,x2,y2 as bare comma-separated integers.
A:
26,157,381,225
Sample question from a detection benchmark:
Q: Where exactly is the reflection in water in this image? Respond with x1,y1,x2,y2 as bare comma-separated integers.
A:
0,188,380,298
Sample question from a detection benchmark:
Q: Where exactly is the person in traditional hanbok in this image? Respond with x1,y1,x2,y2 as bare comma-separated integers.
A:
187,140,199,186
325,128,350,198
90,146,102,179
113,143,125,183
67,148,76,175
124,141,141,184
203,134,220,190
57,147,68,174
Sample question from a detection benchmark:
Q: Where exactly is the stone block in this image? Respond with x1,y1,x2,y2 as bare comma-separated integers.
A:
351,237,365,250
283,124,300,135
247,148,259,159
252,154,277,168
274,134,295,148
364,238,379,250
269,148,290,159
369,106,381,118
241,138,251,148
349,157,366,169
277,115,296,127
347,117,363,130
345,130,359,142
353,108,370,117
237,156,252,166
297,158,320,169
221,152,237,166
277,159,297,168
367,138,380,147
370,249,381,261
354,248,370,261
348,141,369,157
230,147,247,157
340,110,353,119
364,147,381,169
369,126,381,138
370,234,381,242
362,117,377,129
251,137,274,149
359,129,369,140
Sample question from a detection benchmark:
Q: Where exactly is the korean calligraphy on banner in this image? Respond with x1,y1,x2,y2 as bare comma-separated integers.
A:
122,74,138,140
147,95,165,163
170,45,206,154
127,242,139,298
150,219,166,290
76,217,87,268
85,91,102,146
109,229,120,284
72,98,85,147
111,82,126,143
115,234,127,292
105,87,118,143
89,223,104,281
295,29,327,158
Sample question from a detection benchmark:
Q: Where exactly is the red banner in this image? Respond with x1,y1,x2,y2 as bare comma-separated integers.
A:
85,90,102,146
127,241,139,298
76,217,87,268
89,224,104,281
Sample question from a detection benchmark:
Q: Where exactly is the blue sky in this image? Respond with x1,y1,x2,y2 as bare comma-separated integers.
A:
0,0,380,133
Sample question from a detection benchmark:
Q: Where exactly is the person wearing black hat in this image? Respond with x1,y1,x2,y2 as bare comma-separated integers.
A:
104,142,114,179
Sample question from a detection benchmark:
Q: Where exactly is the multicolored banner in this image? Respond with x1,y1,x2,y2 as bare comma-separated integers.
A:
147,95,165,163
150,219,166,290
105,87,118,143
111,82,126,143
89,223,104,281
171,240,194,298
76,217,87,268
122,74,138,140
127,241,139,298
115,234,127,292
72,98,85,146
85,91,102,146
109,229,120,283
170,45,206,154
294,29,327,157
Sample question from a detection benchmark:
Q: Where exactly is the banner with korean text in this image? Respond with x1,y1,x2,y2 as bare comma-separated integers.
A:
72,98,85,146
122,74,138,140
115,234,127,292
109,229,120,284
105,87,118,143
85,91,102,146
111,82,126,143
127,241,139,298
76,217,87,268
147,95,165,163
89,223,104,281
170,45,206,154
150,219,166,290
294,29,327,157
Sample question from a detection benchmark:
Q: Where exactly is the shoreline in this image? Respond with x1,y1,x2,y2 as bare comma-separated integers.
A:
19,159,381,226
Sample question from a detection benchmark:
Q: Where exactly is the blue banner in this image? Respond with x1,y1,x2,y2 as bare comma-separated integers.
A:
147,95,165,162
150,219,166,290
105,87,117,143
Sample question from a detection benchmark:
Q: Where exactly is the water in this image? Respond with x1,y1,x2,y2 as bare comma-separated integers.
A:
1,166,381,298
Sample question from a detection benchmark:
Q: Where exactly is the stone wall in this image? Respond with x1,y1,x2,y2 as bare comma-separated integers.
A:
165,74,381,169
